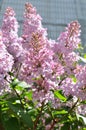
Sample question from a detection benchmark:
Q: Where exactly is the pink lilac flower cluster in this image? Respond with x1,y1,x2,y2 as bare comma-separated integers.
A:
2,7,19,46
0,31,13,94
22,3,47,49
2,7,23,67
74,65,86,100
0,3,86,114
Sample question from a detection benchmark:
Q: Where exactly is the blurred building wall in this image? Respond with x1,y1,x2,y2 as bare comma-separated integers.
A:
0,0,86,46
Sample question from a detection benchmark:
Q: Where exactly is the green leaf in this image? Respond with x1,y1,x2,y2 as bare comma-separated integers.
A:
0,93,9,100
80,100,86,104
84,54,86,59
10,78,31,90
76,114,86,125
70,75,77,83
7,102,33,128
17,81,31,89
27,109,37,116
83,128,86,130
24,91,33,100
10,78,20,88
52,110,68,116
78,43,83,49
61,123,70,130
45,117,52,125
3,117,20,130
20,111,33,128
54,90,67,102
8,71,14,76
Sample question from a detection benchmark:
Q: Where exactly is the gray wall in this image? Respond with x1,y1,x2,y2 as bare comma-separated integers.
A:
0,0,86,46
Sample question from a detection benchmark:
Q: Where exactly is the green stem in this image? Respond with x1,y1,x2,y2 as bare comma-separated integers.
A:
68,99,79,114
33,101,45,130
13,88,24,109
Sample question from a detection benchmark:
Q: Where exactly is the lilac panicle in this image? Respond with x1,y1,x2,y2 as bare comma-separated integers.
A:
0,31,13,74
2,7,24,70
0,31,14,94
22,3,47,49
2,7,19,46
58,21,81,50
52,21,81,75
